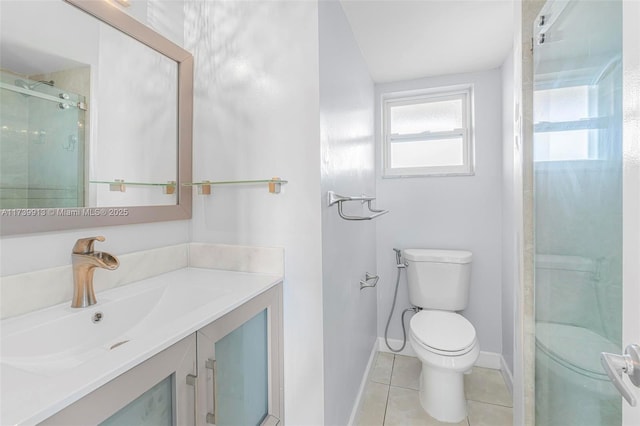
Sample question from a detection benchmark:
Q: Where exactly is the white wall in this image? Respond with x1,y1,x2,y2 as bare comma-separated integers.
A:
375,69,504,355
184,1,325,424
318,2,376,425
501,50,516,376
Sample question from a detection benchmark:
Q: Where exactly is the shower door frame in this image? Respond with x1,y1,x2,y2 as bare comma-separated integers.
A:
621,0,640,424
529,0,640,423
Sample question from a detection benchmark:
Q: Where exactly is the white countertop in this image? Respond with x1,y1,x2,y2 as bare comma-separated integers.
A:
1,267,282,426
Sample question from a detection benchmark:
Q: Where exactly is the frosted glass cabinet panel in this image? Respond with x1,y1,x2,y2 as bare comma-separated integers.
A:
41,335,196,426
215,310,269,425
100,375,173,426
197,285,283,426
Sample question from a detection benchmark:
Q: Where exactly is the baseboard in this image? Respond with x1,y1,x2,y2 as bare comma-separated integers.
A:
376,337,513,391
379,339,504,372
347,340,378,426
377,337,417,357
365,340,514,412
500,355,514,397
475,351,503,369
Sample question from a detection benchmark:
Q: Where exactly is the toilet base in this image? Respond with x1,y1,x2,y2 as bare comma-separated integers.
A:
418,366,467,423
408,312,479,423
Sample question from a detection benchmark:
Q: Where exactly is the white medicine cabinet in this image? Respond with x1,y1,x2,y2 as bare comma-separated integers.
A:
41,284,283,426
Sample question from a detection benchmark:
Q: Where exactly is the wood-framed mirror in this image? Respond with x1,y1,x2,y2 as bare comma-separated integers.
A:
0,0,193,235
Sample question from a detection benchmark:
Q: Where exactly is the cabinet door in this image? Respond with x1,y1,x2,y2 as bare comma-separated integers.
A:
41,334,197,426
197,284,283,426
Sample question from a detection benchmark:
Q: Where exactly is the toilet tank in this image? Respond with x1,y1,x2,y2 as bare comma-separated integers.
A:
404,249,472,311
535,254,604,334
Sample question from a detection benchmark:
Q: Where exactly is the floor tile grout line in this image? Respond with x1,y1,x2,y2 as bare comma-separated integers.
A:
382,354,396,426
362,353,514,426
466,399,514,409
382,383,391,426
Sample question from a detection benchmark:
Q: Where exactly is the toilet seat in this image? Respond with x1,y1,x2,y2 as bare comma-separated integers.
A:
536,322,619,381
410,310,477,356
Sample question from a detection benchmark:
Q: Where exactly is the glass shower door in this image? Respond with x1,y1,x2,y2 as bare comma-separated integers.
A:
0,71,86,208
533,0,624,425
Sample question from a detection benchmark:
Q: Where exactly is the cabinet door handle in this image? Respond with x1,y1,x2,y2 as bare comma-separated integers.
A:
186,373,198,426
205,358,217,424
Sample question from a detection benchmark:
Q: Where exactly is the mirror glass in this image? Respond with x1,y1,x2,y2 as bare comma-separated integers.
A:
0,0,192,235
0,0,179,209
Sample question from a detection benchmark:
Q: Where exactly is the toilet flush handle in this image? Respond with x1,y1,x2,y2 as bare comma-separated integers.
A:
600,344,640,406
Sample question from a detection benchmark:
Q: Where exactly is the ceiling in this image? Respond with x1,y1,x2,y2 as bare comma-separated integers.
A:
339,0,515,83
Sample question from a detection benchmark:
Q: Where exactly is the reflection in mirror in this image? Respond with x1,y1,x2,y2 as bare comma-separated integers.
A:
90,20,178,208
0,0,178,209
1,69,87,208
0,0,193,235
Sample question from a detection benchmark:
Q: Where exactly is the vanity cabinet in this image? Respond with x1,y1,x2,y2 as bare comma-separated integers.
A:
196,285,283,426
41,335,197,426
40,284,283,426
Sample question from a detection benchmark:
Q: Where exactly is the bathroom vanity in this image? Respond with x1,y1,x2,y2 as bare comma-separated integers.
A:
1,268,283,425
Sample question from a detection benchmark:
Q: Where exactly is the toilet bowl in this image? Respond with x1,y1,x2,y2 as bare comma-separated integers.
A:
535,321,621,425
403,249,478,423
409,310,480,423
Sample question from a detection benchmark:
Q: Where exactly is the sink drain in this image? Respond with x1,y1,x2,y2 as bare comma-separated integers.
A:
92,312,103,323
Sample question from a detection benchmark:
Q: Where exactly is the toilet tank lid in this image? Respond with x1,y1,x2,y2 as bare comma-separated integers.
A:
403,249,472,263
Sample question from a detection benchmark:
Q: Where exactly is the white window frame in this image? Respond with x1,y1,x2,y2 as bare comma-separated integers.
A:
382,85,474,177
533,78,604,163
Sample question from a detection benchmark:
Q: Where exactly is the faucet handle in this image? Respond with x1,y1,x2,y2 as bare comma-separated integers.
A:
72,236,106,254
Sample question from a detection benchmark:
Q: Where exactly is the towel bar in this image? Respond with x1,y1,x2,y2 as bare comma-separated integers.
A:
327,191,389,221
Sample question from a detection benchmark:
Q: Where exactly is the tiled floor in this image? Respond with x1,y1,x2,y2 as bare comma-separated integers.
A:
356,352,513,426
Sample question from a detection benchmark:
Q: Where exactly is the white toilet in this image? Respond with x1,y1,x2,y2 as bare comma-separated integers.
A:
404,249,479,423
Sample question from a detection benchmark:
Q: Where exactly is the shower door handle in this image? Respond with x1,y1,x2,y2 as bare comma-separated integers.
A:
600,344,640,406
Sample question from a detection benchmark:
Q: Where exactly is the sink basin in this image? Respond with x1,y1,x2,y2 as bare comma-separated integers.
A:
1,267,281,426
1,278,233,375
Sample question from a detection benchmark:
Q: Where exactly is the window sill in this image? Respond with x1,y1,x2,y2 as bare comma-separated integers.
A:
382,171,476,179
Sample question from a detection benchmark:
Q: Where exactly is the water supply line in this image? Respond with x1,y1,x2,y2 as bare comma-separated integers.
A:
384,248,419,353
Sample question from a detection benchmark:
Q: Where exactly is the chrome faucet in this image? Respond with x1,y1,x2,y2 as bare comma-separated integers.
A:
71,236,119,308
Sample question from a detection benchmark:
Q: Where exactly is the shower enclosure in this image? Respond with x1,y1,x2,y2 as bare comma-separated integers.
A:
0,70,86,208
531,0,640,424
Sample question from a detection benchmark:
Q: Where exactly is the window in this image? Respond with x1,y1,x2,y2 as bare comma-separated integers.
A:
533,85,600,162
382,86,474,177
